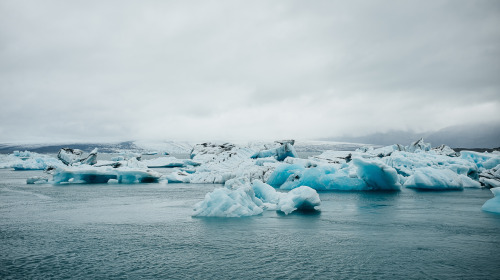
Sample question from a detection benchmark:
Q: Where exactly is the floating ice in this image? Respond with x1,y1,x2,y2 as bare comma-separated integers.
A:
353,158,401,191
403,167,480,190
277,186,321,215
186,142,277,184
482,187,500,214
251,140,298,161
0,150,63,170
192,185,264,217
479,164,500,188
143,157,200,168
251,179,281,204
11,157,63,170
51,159,162,184
26,176,49,184
57,148,98,166
461,151,500,170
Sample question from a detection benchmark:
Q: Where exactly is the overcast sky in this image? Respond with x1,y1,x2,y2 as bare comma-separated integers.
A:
1,0,499,143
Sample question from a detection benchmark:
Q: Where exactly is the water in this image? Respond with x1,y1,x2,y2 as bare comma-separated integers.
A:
1,169,499,279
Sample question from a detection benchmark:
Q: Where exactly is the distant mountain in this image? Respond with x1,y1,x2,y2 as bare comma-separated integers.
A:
326,123,500,149
0,141,139,154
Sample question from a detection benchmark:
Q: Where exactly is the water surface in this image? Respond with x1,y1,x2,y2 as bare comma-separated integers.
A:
1,169,499,279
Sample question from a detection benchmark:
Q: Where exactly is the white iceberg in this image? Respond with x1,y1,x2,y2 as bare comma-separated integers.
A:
26,176,49,184
461,151,500,170
186,142,277,184
277,186,321,214
482,187,500,214
403,167,481,190
143,157,200,168
51,159,162,184
193,178,321,217
251,140,298,161
57,148,98,166
192,185,264,217
352,157,401,191
0,150,63,170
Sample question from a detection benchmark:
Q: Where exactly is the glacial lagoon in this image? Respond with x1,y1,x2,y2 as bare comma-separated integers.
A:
1,168,499,279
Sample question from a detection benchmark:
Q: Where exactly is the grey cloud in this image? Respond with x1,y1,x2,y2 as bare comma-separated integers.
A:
0,0,499,143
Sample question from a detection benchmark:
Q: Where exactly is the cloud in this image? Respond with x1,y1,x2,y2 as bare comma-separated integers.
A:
1,0,499,142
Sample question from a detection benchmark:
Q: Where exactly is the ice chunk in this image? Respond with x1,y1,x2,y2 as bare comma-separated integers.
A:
51,159,162,184
266,164,305,187
432,145,459,157
268,163,368,191
461,151,500,170
251,141,298,161
0,151,63,170
403,167,480,190
382,151,478,179
192,186,264,217
57,148,84,165
57,148,98,166
482,187,500,214
252,180,281,204
143,157,200,168
353,158,401,191
81,148,98,165
165,170,191,183
406,138,432,153
11,156,63,170
277,186,321,215
479,164,500,188
26,176,49,184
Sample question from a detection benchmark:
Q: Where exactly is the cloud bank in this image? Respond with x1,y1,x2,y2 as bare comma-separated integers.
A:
1,0,499,143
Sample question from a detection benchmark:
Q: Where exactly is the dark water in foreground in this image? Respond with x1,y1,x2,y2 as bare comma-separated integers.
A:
1,169,499,279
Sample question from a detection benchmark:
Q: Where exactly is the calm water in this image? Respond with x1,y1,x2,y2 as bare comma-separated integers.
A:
1,169,499,279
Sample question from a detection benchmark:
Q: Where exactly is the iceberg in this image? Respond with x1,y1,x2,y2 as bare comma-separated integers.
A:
57,148,98,166
185,142,278,184
192,185,264,217
51,158,162,184
26,176,49,184
143,157,201,168
193,177,321,217
0,150,63,170
403,167,481,190
406,138,432,153
482,187,500,214
277,186,321,214
352,158,401,191
461,151,500,170
251,140,298,161
479,164,500,188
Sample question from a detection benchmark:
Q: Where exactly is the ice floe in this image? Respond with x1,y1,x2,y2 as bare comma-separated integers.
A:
482,187,500,214
193,178,321,217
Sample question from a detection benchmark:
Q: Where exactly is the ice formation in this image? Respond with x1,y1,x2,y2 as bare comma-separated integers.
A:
251,140,298,161
51,158,162,184
277,186,321,214
184,142,278,184
58,148,98,166
26,176,49,184
403,167,480,190
143,157,200,168
0,150,63,170
482,187,500,214
193,178,321,217
192,185,264,217
263,139,499,192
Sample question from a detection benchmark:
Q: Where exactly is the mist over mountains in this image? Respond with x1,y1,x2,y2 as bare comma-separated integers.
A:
327,123,500,148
